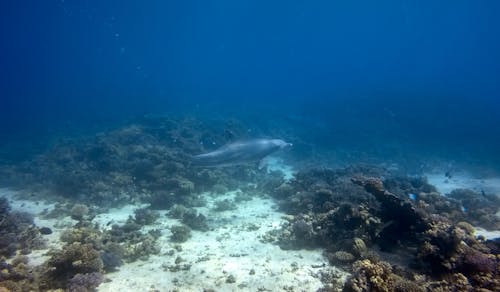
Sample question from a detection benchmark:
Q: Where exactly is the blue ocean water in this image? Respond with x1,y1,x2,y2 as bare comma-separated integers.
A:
1,0,499,169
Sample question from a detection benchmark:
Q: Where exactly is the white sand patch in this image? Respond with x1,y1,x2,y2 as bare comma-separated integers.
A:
93,204,149,230
99,191,348,291
474,227,500,240
264,157,296,181
426,172,500,196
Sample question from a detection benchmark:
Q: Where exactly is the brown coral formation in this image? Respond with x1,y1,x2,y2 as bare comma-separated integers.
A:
0,212,164,291
344,259,426,292
0,198,46,258
267,167,500,291
39,242,104,290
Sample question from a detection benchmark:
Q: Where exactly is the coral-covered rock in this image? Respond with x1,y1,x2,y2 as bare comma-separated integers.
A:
330,251,355,263
0,198,45,258
266,167,500,291
133,207,159,225
351,176,429,249
68,272,104,292
60,226,103,249
170,225,192,242
448,188,500,229
0,256,38,291
415,215,500,290
123,235,160,262
39,243,103,290
100,250,123,272
212,198,237,212
181,209,209,231
168,204,189,219
344,259,396,291
166,176,195,196
344,259,426,292
70,204,90,221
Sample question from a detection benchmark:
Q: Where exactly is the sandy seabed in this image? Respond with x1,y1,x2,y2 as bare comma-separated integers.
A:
2,161,500,291
1,186,347,291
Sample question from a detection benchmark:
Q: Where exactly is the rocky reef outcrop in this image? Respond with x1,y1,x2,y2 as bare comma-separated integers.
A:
265,166,500,291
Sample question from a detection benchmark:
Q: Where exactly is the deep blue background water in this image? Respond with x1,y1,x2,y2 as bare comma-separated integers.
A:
1,1,499,167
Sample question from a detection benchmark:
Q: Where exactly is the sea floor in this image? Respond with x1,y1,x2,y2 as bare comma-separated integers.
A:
426,170,500,239
426,170,500,196
2,161,500,291
1,186,347,291
98,190,346,291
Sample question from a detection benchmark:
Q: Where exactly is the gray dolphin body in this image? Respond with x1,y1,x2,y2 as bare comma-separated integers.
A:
192,138,292,167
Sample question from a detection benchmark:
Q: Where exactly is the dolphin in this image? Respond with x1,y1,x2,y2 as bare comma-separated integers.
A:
192,138,292,167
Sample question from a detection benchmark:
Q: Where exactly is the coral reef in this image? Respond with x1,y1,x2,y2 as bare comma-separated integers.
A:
60,226,103,248
133,207,160,225
122,234,160,262
58,209,163,267
100,250,123,272
0,198,45,258
0,117,273,210
344,259,426,292
212,198,237,212
267,166,500,291
167,204,189,219
447,188,500,229
1,115,499,291
351,176,429,250
39,242,104,290
170,225,192,243
0,256,38,291
384,177,500,230
329,251,355,264
266,168,385,253
101,223,161,262
181,209,209,231
68,272,104,292
70,203,90,221
168,204,210,231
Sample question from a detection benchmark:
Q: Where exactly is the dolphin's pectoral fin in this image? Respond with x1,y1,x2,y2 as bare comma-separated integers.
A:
258,159,267,170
